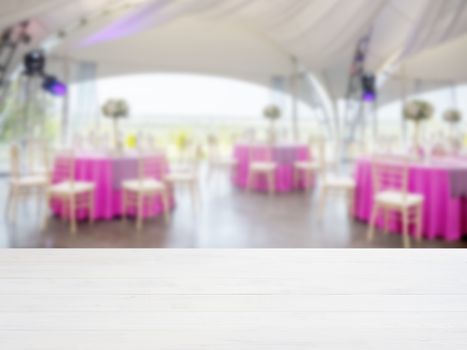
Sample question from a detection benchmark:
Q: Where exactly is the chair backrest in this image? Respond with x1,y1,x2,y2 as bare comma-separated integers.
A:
137,152,167,181
248,144,274,163
9,144,21,179
371,155,411,196
26,138,50,174
54,150,76,183
308,137,326,167
309,137,336,178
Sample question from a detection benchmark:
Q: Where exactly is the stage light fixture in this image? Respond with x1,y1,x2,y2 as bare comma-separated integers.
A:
42,75,67,96
361,74,376,102
24,49,46,76
22,50,68,96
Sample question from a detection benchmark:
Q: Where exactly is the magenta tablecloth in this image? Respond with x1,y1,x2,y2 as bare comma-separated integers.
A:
354,159,467,241
233,144,311,193
51,153,173,220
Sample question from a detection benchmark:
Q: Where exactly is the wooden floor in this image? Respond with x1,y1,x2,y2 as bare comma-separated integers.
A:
1,176,467,248
1,250,467,349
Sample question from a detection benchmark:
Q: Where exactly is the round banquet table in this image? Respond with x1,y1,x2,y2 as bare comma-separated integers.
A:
233,144,312,193
354,158,467,241
51,152,173,220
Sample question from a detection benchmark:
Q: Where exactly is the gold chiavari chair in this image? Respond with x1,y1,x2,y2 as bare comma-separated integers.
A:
44,150,95,234
25,138,51,177
246,144,277,195
318,143,356,218
367,155,424,248
6,144,49,222
122,152,170,231
165,144,202,210
293,137,325,192
206,133,237,183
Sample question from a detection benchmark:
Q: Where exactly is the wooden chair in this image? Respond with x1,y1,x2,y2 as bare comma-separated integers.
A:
367,156,424,248
25,138,51,177
293,138,325,191
6,144,49,222
318,145,356,218
206,134,237,183
44,150,95,234
246,145,277,195
347,140,368,162
165,145,201,210
122,153,171,231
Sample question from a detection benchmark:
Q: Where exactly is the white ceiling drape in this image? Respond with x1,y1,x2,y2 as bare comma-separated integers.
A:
2,0,467,96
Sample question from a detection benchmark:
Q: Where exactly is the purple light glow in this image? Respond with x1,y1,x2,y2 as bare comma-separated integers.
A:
42,76,67,96
50,82,67,96
362,91,376,102
80,0,171,47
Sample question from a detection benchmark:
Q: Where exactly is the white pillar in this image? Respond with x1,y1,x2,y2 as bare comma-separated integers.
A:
400,68,408,146
61,57,71,147
290,56,299,142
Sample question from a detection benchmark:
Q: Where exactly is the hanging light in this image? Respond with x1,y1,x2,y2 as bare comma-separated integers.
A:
42,75,67,96
23,50,46,76
22,50,68,96
361,74,376,102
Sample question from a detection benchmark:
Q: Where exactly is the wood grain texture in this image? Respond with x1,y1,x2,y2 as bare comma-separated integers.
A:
0,250,467,349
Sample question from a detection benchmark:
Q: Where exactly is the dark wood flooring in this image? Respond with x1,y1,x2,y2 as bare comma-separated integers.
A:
1,176,467,248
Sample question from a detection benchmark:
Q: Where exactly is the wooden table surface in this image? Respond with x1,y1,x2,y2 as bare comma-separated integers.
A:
1,250,467,349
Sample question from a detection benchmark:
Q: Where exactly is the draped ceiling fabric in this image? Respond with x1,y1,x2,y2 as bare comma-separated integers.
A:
1,0,467,101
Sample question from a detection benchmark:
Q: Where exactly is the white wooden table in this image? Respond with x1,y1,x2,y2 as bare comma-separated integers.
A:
1,250,467,349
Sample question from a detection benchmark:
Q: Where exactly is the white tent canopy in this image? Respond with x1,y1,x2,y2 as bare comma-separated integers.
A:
2,0,467,98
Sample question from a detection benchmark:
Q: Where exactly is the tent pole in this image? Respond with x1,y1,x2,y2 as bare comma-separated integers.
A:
290,56,299,142
60,57,71,147
450,81,458,108
400,67,408,146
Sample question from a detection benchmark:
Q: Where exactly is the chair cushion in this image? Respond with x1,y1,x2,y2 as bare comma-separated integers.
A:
211,157,238,167
250,161,276,172
50,181,94,195
294,161,320,170
165,172,197,183
324,176,356,189
122,179,165,193
375,190,423,208
12,175,48,187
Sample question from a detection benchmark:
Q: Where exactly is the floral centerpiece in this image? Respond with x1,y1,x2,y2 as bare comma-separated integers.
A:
403,100,434,151
443,109,462,124
102,99,129,152
263,105,281,144
443,109,463,154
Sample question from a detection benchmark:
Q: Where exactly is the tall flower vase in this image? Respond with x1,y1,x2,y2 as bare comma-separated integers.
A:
268,120,277,146
412,122,424,159
112,118,122,155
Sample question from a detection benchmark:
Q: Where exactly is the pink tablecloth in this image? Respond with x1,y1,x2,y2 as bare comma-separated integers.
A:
234,144,311,193
354,159,467,241
51,153,173,220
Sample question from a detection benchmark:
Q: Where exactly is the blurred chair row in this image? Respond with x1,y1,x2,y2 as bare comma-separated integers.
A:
6,133,428,247
5,136,220,233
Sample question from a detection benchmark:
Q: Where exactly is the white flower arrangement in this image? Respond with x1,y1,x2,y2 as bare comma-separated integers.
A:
102,99,129,119
403,100,434,123
263,105,281,121
443,109,462,124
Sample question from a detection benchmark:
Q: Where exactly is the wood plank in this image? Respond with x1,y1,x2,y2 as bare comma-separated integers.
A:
1,330,466,350
1,294,467,312
0,250,466,349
